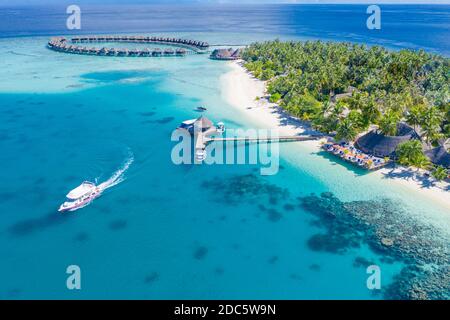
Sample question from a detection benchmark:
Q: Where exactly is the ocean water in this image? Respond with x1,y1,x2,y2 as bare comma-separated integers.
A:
0,4,449,299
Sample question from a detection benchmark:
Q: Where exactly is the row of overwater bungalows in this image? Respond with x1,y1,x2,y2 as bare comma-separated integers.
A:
48,37,190,56
69,36,209,51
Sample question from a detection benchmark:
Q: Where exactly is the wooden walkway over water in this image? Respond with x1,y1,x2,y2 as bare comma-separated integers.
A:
196,134,321,154
48,36,210,57
211,136,320,143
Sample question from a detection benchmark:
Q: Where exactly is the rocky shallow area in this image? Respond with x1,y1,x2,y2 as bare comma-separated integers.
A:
202,173,450,300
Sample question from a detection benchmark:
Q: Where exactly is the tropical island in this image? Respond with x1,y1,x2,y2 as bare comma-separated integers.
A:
239,40,449,180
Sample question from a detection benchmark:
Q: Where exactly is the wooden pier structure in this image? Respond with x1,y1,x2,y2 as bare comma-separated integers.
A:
210,136,320,143
177,116,322,162
47,36,210,57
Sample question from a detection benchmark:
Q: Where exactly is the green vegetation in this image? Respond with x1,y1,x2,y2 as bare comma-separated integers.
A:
431,165,448,181
396,140,429,168
242,40,449,144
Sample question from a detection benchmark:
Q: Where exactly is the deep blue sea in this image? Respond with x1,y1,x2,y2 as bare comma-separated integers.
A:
0,4,449,299
1,4,449,55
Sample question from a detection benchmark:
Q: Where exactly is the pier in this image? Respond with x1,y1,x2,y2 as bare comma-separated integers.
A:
47,36,210,57
210,136,319,143
178,116,322,161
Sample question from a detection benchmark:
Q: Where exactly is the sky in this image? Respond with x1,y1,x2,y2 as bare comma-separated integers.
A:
1,0,449,5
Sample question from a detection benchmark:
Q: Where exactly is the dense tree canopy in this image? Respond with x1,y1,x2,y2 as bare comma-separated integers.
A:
242,40,450,144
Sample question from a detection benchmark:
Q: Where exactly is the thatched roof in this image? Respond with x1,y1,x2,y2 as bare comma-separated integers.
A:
356,123,418,158
195,116,213,129
211,48,233,58
425,146,450,168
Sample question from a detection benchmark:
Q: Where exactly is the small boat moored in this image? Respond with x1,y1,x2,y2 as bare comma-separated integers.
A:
195,106,207,112
216,122,225,134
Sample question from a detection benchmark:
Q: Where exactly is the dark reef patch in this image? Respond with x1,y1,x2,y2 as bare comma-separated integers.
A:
289,273,302,281
214,267,224,275
193,246,208,260
309,264,321,272
202,174,289,205
268,255,278,264
144,272,159,285
231,243,240,250
109,219,127,231
0,192,16,202
353,257,374,269
139,112,156,117
74,232,89,242
267,209,283,222
154,117,174,124
298,192,450,300
8,212,73,237
283,203,295,211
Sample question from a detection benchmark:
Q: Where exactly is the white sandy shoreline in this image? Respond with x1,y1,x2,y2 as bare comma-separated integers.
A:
220,60,450,210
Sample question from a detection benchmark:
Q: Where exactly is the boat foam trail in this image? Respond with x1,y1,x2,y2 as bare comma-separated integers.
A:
97,154,134,191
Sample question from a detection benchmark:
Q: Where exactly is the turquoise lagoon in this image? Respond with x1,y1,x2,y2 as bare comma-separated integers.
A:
0,32,449,299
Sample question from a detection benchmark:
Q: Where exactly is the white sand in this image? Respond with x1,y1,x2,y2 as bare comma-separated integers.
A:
220,61,321,137
220,60,450,209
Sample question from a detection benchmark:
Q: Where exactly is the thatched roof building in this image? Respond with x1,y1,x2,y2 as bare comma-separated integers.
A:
355,123,419,158
178,116,214,134
425,146,450,168
210,48,241,60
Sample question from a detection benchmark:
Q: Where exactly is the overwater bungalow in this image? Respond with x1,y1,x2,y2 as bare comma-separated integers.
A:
48,35,208,57
176,48,186,56
116,49,127,56
164,48,175,55
99,47,109,55
129,48,139,56
111,48,120,56
90,48,100,54
140,48,150,56
152,48,162,56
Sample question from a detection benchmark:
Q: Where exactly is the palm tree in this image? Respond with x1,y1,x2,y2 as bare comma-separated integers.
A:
421,106,444,146
379,109,401,136
432,166,448,181
396,140,429,168
335,118,358,142
406,104,425,131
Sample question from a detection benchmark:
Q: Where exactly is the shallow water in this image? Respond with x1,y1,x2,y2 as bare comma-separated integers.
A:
0,4,449,299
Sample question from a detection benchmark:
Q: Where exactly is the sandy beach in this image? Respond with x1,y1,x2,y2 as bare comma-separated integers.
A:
220,60,450,210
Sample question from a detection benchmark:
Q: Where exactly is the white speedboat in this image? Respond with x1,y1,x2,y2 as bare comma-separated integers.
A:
195,149,207,162
58,181,102,213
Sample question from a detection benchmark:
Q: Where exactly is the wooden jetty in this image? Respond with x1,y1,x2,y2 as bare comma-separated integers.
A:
177,116,322,162
210,136,319,143
47,36,210,57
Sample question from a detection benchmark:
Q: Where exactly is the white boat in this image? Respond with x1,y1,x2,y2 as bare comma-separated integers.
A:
58,181,102,213
216,122,225,134
195,149,206,162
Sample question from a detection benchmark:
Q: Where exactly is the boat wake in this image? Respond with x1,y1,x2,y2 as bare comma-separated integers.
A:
59,154,134,213
98,154,134,191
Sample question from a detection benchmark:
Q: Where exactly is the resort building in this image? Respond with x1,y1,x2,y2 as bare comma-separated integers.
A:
425,146,450,169
178,116,215,135
210,48,242,60
355,123,420,159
